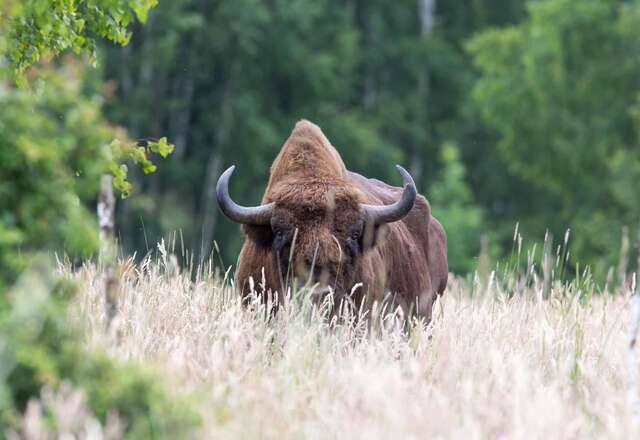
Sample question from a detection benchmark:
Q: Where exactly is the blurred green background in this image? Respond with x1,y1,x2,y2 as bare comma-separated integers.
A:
4,0,640,281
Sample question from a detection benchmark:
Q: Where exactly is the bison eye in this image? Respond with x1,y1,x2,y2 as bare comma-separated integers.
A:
272,228,291,253
346,236,360,256
347,220,363,240
345,219,364,256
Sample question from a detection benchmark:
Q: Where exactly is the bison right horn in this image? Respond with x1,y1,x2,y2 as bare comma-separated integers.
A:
361,165,417,224
216,166,274,225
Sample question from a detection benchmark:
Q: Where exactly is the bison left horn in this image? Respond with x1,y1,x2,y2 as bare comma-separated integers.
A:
216,166,274,225
361,165,417,224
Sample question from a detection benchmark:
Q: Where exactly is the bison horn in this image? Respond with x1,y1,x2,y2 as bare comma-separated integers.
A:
361,165,417,224
216,166,274,225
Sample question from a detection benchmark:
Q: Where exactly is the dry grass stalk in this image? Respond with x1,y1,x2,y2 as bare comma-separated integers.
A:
7,383,123,440
61,243,640,439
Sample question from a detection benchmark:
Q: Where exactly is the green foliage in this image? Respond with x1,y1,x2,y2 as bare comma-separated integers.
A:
0,260,200,437
0,1,174,288
110,137,174,196
101,0,483,268
5,0,640,281
0,63,174,288
0,63,112,288
468,0,640,277
0,1,197,437
6,0,158,79
429,144,486,274
0,61,190,439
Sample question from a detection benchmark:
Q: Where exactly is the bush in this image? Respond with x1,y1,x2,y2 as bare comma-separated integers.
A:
0,62,114,289
0,259,200,437
429,143,489,273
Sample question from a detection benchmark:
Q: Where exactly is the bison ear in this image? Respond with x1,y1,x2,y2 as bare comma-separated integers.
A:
360,221,390,252
241,224,274,248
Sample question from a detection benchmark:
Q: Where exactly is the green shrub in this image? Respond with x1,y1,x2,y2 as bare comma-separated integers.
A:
0,63,113,289
429,143,490,273
1,260,200,437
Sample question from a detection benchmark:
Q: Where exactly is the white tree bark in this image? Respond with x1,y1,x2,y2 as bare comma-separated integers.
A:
98,174,118,328
629,242,640,425
418,0,435,35
98,175,115,254
410,0,436,183
618,225,630,288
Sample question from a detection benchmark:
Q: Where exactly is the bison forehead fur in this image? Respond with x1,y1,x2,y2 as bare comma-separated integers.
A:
227,119,448,322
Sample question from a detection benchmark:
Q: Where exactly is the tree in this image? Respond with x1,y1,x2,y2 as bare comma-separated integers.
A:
0,2,199,436
429,144,486,274
468,0,640,276
101,0,513,272
0,0,175,288
0,62,115,289
5,0,159,79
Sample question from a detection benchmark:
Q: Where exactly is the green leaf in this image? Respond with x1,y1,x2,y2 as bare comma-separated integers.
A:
147,137,174,158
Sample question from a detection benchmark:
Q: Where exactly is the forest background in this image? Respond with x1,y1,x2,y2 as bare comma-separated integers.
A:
4,0,640,283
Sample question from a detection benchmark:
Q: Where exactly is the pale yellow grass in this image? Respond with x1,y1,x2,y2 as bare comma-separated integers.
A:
67,255,639,440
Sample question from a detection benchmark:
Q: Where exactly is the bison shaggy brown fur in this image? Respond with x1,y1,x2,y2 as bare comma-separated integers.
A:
217,120,447,321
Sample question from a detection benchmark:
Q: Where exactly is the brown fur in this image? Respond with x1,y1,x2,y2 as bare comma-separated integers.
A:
235,120,448,321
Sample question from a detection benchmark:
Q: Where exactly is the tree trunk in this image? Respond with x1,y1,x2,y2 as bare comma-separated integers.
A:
356,0,375,109
411,0,436,185
627,236,640,425
98,175,118,329
419,0,436,34
198,67,236,260
618,225,630,289
199,151,223,260
119,44,133,100
169,77,195,159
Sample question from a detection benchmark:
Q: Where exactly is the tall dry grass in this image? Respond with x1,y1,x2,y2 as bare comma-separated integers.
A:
63,240,640,439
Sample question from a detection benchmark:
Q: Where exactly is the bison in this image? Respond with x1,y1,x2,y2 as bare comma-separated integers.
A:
216,120,447,321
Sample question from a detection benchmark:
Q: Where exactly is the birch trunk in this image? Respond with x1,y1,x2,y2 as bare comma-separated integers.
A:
98,175,118,329
411,0,436,184
628,235,640,425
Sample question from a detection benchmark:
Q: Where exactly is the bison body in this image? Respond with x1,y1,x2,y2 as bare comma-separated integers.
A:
218,120,447,321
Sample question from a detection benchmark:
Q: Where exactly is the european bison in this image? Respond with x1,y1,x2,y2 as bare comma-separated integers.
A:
217,120,447,320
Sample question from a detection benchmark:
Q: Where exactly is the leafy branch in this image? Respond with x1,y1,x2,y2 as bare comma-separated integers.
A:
110,137,174,197
7,0,158,78
2,0,173,197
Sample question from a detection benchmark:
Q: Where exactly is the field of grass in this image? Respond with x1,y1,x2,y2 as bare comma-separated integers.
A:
60,244,640,439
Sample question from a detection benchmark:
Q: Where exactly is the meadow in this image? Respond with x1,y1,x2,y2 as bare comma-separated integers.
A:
41,241,639,439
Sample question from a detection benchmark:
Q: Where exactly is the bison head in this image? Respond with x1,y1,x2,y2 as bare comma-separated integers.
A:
216,165,416,305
